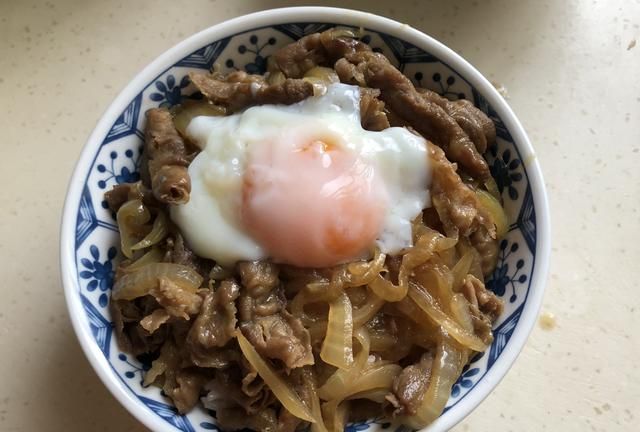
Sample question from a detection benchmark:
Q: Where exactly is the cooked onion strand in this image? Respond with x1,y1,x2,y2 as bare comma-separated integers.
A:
320,292,354,370
237,332,316,423
408,282,486,351
131,212,169,251
112,263,203,300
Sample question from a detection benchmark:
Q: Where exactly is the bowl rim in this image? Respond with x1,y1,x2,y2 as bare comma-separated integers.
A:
60,6,550,432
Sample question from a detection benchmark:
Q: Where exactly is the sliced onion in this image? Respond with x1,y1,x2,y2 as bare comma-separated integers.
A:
304,67,340,84
319,249,386,297
368,227,456,303
317,365,351,402
403,333,465,428
450,293,474,332
392,300,441,350
112,263,203,300
369,274,407,302
303,77,328,97
408,282,486,352
368,331,397,353
321,399,349,432
267,70,286,86
300,368,329,432
131,212,169,251
172,101,226,137
345,249,386,286
451,252,474,292
320,292,354,370
308,321,329,345
291,291,324,327
236,332,316,423
346,388,390,403
321,363,401,403
322,28,357,39
413,264,454,312
476,189,508,239
317,328,370,400
116,199,150,258
352,291,384,328
456,239,484,281
484,177,501,201
353,327,371,370
125,247,164,271
143,340,179,386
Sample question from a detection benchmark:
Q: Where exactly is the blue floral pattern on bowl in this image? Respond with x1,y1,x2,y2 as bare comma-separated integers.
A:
150,74,204,108
70,22,537,432
79,245,116,307
97,149,141,189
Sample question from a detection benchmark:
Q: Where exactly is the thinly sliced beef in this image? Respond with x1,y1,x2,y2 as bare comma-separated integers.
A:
273,29,370,78
237,261,314,369
104,181,159,213
144,108,192,204
164,232,196,266
242,311,314,369
429,142,494,238
462,275,504,344
110,297,168,355
168,368,209,413
238,260,280,296
144,340,210,413
463,274,503,322
149,277,202,320
242,369,267,397
385,353,433,416
187,280,240,351
214,407,278,432
417,88,495,154
348,400,380,423
467,303,493,345
336,51,490,179
190,346,239,369
360,87,390,131
202,367,273,416
470,226,499,276
189,71,314,112
272,32,327,78
140,308,171,333
164,232,212,276
277,409,302,432
334,57,366,87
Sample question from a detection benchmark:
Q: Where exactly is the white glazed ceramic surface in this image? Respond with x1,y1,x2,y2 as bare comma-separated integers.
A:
60,7,550,432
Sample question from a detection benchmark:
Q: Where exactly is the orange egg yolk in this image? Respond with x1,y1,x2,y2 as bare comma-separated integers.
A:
241,137,388,268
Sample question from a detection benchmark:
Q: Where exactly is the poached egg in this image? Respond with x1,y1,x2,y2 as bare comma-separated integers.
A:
171,84,430,267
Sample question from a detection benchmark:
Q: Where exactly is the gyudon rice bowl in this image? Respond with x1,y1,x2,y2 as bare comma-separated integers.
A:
104,27,509,432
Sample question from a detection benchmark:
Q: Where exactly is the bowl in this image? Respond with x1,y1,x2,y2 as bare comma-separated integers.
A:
60,7,550,432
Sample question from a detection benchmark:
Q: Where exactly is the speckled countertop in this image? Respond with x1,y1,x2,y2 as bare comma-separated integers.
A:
1,0,639,431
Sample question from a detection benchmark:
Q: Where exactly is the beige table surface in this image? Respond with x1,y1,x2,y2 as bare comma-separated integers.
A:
1,0,639,431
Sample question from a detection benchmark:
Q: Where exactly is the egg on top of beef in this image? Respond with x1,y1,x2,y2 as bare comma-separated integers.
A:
170,83,430,268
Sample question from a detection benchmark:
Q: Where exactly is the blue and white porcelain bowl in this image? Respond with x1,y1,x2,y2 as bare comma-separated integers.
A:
60,7,550,432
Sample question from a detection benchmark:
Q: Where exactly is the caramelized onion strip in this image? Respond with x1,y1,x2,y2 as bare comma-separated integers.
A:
320,292,354,370
237,332,316,423
476,189,508,239
112,263,203,300
125,247,164,272
403,333,465,428
407,282,486,351
131,212,169,251
116,199,150,258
